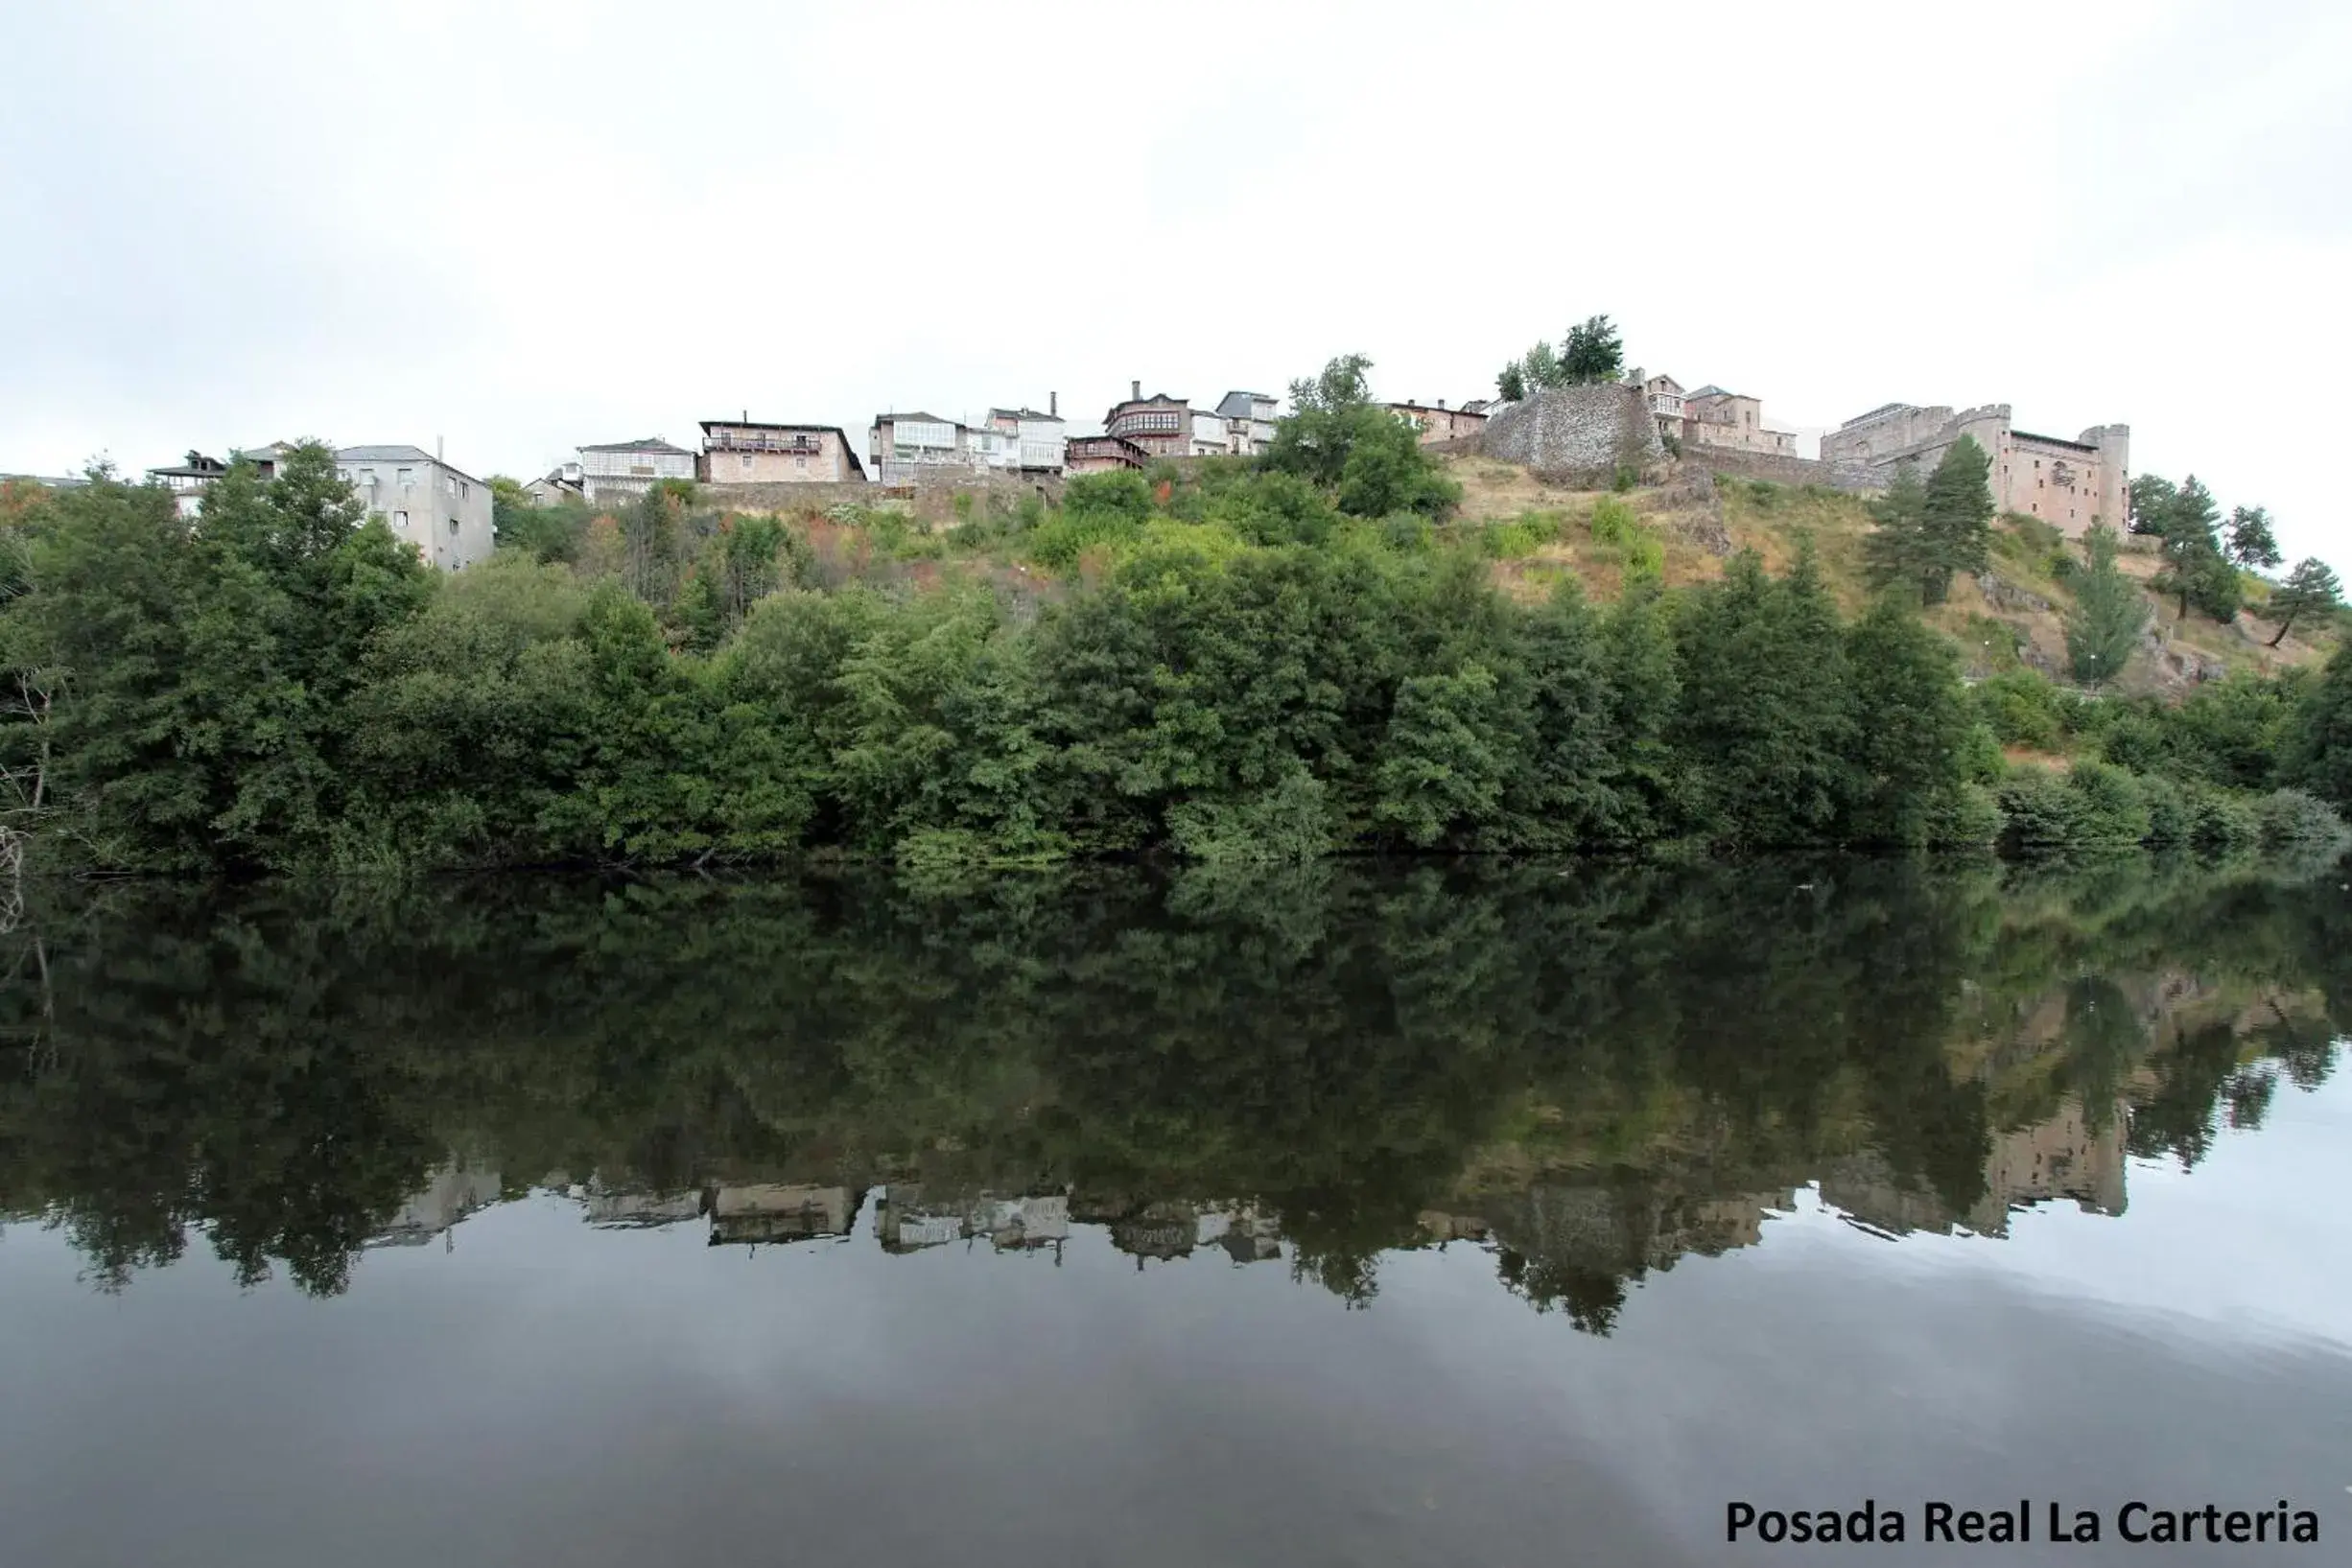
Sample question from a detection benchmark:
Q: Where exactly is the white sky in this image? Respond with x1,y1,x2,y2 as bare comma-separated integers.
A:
4,0,2347,569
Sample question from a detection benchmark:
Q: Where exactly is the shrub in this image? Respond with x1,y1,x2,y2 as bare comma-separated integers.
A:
1747,480,1779,510
2138,774,2191,845
1974,668,2065,752
1611,463,1639,494
1921,782,2004,847
1996,768,2082,849
2180,782,2259,850
2065,761,2152,845
1588,497,1639,546
1481,514,1557,559
2252,787,2350,849
1165,772,1332,863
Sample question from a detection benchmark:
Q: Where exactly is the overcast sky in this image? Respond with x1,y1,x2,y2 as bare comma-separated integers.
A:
5,0,2346,567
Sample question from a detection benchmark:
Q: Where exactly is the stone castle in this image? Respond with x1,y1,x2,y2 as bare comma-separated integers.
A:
1822,403,2129,539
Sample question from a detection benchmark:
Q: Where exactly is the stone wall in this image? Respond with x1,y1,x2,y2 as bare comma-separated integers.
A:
703,470,1062,525
1671,445,1882,494
1476,386,1662,482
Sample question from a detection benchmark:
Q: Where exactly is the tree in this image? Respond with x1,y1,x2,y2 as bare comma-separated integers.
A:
1262,354,1457,518
2288,645,2352,811
2145,474,2240,622
1917,436,1994,603
1559,315,1625,385
1862,461,1935,598
1495,361,1526,402
1843,595,1970,843
2267,557,2342,647
1520,339,1563,391
2065,526,2150,686
2226,505,2283,571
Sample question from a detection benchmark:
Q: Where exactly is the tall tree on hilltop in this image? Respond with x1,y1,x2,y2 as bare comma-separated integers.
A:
2266,557,2342,647
1560,315,1625,385
2144,474,2241,623
1495,361,1526,402
2225,504,2283,571
2065,525,2149,686
1917,436,1994,604
1862,460,1935,599
1520,339,1564,391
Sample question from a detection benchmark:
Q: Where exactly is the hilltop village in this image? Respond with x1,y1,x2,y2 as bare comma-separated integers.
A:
82,366,2133,574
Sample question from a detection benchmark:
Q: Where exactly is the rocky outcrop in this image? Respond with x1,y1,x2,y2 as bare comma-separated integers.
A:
1478,386,1662,483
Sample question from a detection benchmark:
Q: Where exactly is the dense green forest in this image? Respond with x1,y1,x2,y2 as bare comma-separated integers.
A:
3,359,2348,872
3,859,2344,1318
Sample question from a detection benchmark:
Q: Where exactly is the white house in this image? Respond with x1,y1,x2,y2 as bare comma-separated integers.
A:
335,445,496,570
576,435,695,503
1214,389,1280,456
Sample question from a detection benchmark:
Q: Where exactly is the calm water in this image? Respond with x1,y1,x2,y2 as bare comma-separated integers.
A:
3,859,2349,1566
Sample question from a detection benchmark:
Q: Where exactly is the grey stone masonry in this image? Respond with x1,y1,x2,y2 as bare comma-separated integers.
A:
1477,386,1663,481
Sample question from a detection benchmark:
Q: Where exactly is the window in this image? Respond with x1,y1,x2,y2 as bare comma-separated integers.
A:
448,516,459,536
741,455,753,469
459,480,469,500
395,467,413,487
795,456,807,470
393,509,409,529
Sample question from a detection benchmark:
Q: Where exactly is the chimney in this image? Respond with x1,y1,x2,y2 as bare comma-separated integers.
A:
1131,380,1141,403
1437,398,1446,410
1049,390,1057,417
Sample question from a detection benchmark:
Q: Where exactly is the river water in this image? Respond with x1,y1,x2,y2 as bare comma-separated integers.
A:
2,859,2348,1565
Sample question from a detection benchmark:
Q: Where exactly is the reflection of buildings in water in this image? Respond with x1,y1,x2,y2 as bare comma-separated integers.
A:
1819,1096,2128,1240
581,1186,703,1229
1462,1182,1796,1284
876,1187,1070,1255
368,1162,503,1250
707,1182,860,1247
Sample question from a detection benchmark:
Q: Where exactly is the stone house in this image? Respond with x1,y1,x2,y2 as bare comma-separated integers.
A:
1682,386,1799,457
1384,399,1489,446
1821,402,2129,537
576,435,695,504
699,418,866,484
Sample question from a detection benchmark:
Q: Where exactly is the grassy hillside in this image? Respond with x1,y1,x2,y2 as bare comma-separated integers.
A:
1441,455,2342,695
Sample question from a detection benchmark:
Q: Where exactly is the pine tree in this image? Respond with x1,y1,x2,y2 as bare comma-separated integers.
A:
2226,504,2283,571
2149,475,2240,622
2267,557,2342,647
2065,526,2148,686
1863,460,1934,599
1917,436,1993,604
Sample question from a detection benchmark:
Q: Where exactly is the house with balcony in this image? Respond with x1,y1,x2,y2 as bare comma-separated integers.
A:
576,436,695,503
987,399,1067,472
869,411,975,483
1633,371,1685,443
144,453,230,519
1103,382,1191,458
699,417,866,483
1065,433,1150,474
1213,390,1280,456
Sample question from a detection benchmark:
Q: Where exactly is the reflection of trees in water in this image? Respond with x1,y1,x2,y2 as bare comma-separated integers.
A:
0,856,2343,1315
